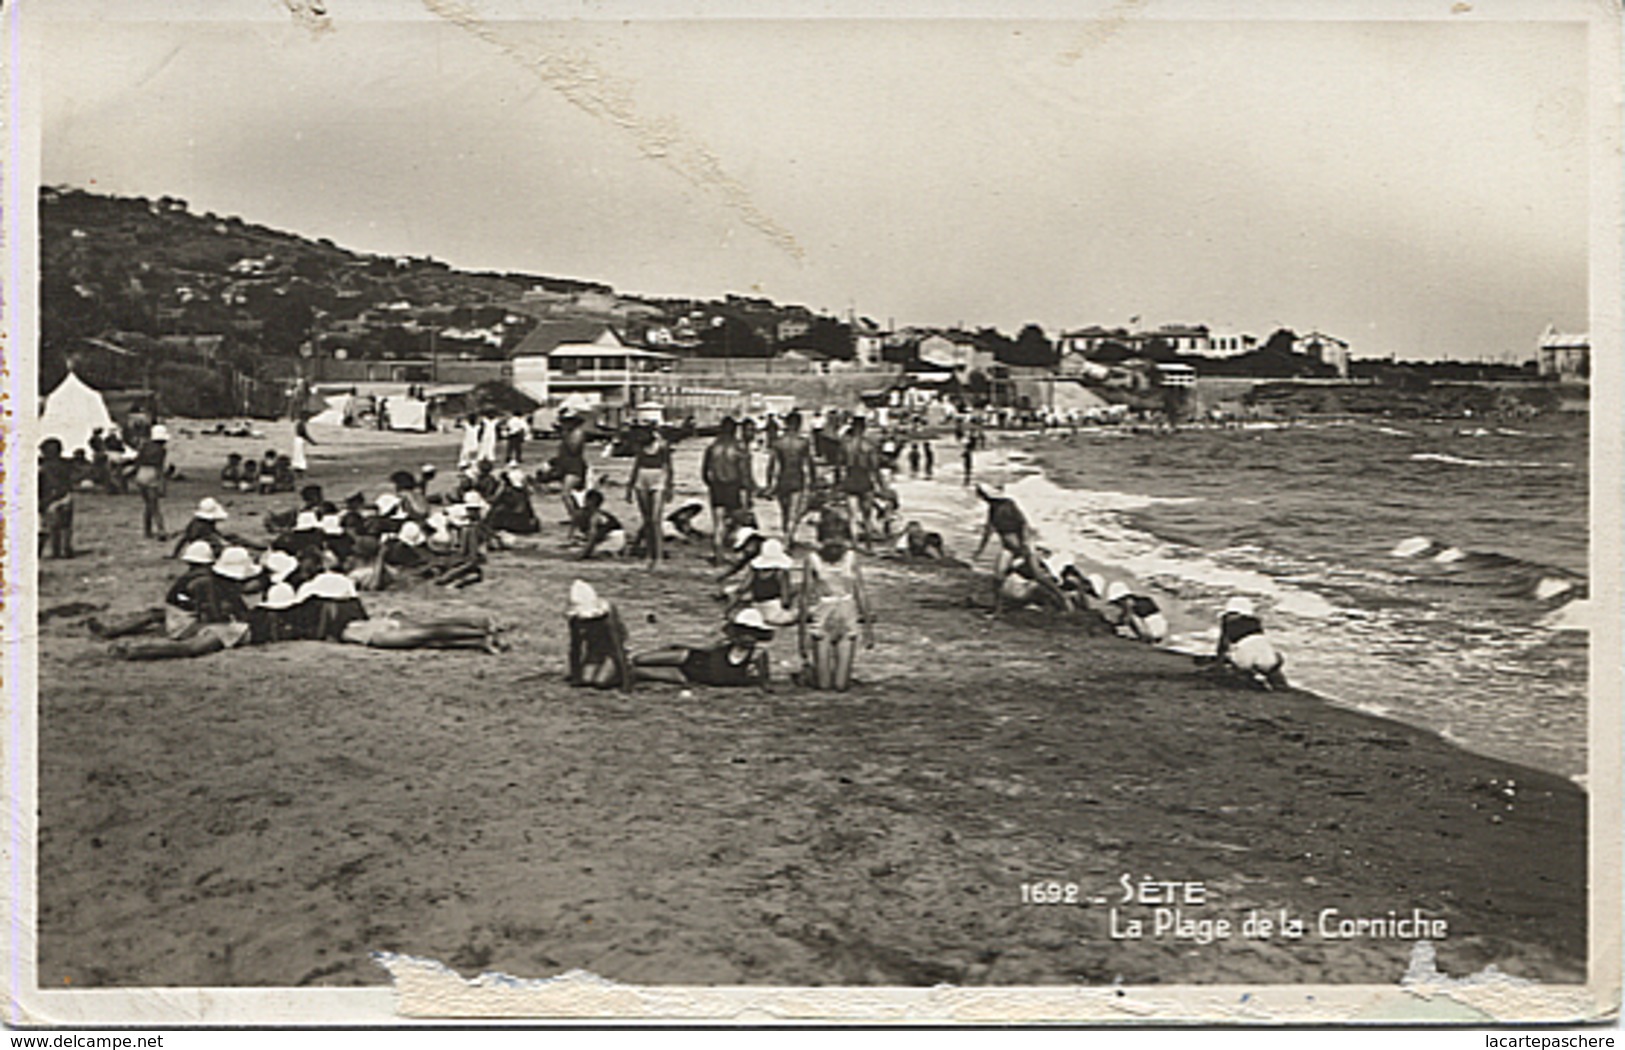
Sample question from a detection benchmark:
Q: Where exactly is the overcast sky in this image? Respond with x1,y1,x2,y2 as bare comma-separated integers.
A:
34,2,1594,360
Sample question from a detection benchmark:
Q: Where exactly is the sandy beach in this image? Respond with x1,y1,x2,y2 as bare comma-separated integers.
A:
34,421,1586,989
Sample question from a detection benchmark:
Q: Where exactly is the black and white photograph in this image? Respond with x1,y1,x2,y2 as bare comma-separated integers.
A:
5,0,1620,1026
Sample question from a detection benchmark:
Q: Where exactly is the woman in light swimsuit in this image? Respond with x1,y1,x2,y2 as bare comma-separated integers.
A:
625,422,674,570
797,510,874,691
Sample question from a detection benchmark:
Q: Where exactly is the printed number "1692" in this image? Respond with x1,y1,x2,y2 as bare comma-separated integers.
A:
1020,881,1080,904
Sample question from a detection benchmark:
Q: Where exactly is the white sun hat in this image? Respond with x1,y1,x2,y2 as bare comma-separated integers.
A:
194,497,229,522
261,549,298,582
567,580,609,619
398,520,427,547
180,540,216,565
149,424,170,442
729,607,774,636
1104,580,1130,603
750,538,794,571
731,526,761,550
375,492,403,518
211,546,257,580
260,582,300,611
293,510,320,532
1223,596,1256,619
319,513,344,536
296,571,358,602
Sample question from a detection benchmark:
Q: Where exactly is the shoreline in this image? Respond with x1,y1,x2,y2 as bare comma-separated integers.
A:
982,423,1588,784
33,419,1588,987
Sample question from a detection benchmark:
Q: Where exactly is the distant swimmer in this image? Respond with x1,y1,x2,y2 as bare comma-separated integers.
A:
1105,580,1168,644
1212,596,1289,690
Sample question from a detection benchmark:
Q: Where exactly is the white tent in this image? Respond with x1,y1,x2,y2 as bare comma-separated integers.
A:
308,393,356,427
39,371,115,455
384,395,429,432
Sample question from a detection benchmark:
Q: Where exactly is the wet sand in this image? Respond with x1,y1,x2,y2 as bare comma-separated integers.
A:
34,421,1586,988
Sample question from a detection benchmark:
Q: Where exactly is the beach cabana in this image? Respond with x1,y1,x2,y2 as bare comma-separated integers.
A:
39,371,115,455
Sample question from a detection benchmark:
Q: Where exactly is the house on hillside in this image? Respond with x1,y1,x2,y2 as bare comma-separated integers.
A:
1206,329,1258,357
1538,324,1589,381
1153,324,1211,354
1057,326,1132,357
917,333,994,376
508,321,676,405
1294,330,1351,378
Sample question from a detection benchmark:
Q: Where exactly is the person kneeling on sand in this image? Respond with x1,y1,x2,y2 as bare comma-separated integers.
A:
974,483,1071,613
1104,580,1169,644
632,607,775,688
1208,596,1289,690
893,520,946,561
726,538,799,627
566,580,633,689
797,511,874,691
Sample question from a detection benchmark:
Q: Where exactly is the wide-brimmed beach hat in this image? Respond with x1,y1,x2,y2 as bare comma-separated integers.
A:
149,425,170,442
751,538,794,571
260,582,300,611
194,497,229,522
212,546,257,580
729,607,774,639
463,490,488,511
294,510,320,532
731,526,761,550
398,521,426,547
261,549,298,583
505,466,527,487
180,540,215,565
446,504,471,526
375,492,403,518
297,571,357,602
567,580,609,620
1104,580,1130,603
1086,572,1106,598
319,513,344,536
421,463,437,476
1223,596,1256,619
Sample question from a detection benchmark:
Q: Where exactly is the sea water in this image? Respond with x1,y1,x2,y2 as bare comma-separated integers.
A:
889,416,1590,781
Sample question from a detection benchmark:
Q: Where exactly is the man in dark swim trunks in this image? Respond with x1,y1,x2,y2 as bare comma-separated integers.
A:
702,416,748,564
556,413,590,541
765,410,818,546
840,416,882,546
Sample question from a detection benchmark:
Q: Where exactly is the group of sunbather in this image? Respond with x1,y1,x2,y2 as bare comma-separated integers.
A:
566,501,877,692
972,481,1289,691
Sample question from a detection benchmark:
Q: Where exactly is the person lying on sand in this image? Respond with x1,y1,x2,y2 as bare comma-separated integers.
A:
298,571,506,651
566,580,632,689
1104,580,1169,644
632,607,775,688
893,520,947,561
1203,596,1289,690
662,500,708,543
108,546,258,659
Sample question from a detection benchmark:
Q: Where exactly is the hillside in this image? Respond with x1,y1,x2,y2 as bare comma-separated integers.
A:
37,186,860,411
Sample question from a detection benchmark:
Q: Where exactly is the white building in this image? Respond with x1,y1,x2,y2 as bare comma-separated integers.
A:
508,322,675,404
1538,324,1589,380
1294,330,1351,378
917,333,993,375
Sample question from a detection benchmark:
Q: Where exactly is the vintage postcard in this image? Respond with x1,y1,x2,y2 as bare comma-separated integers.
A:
3,0,1620,1027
